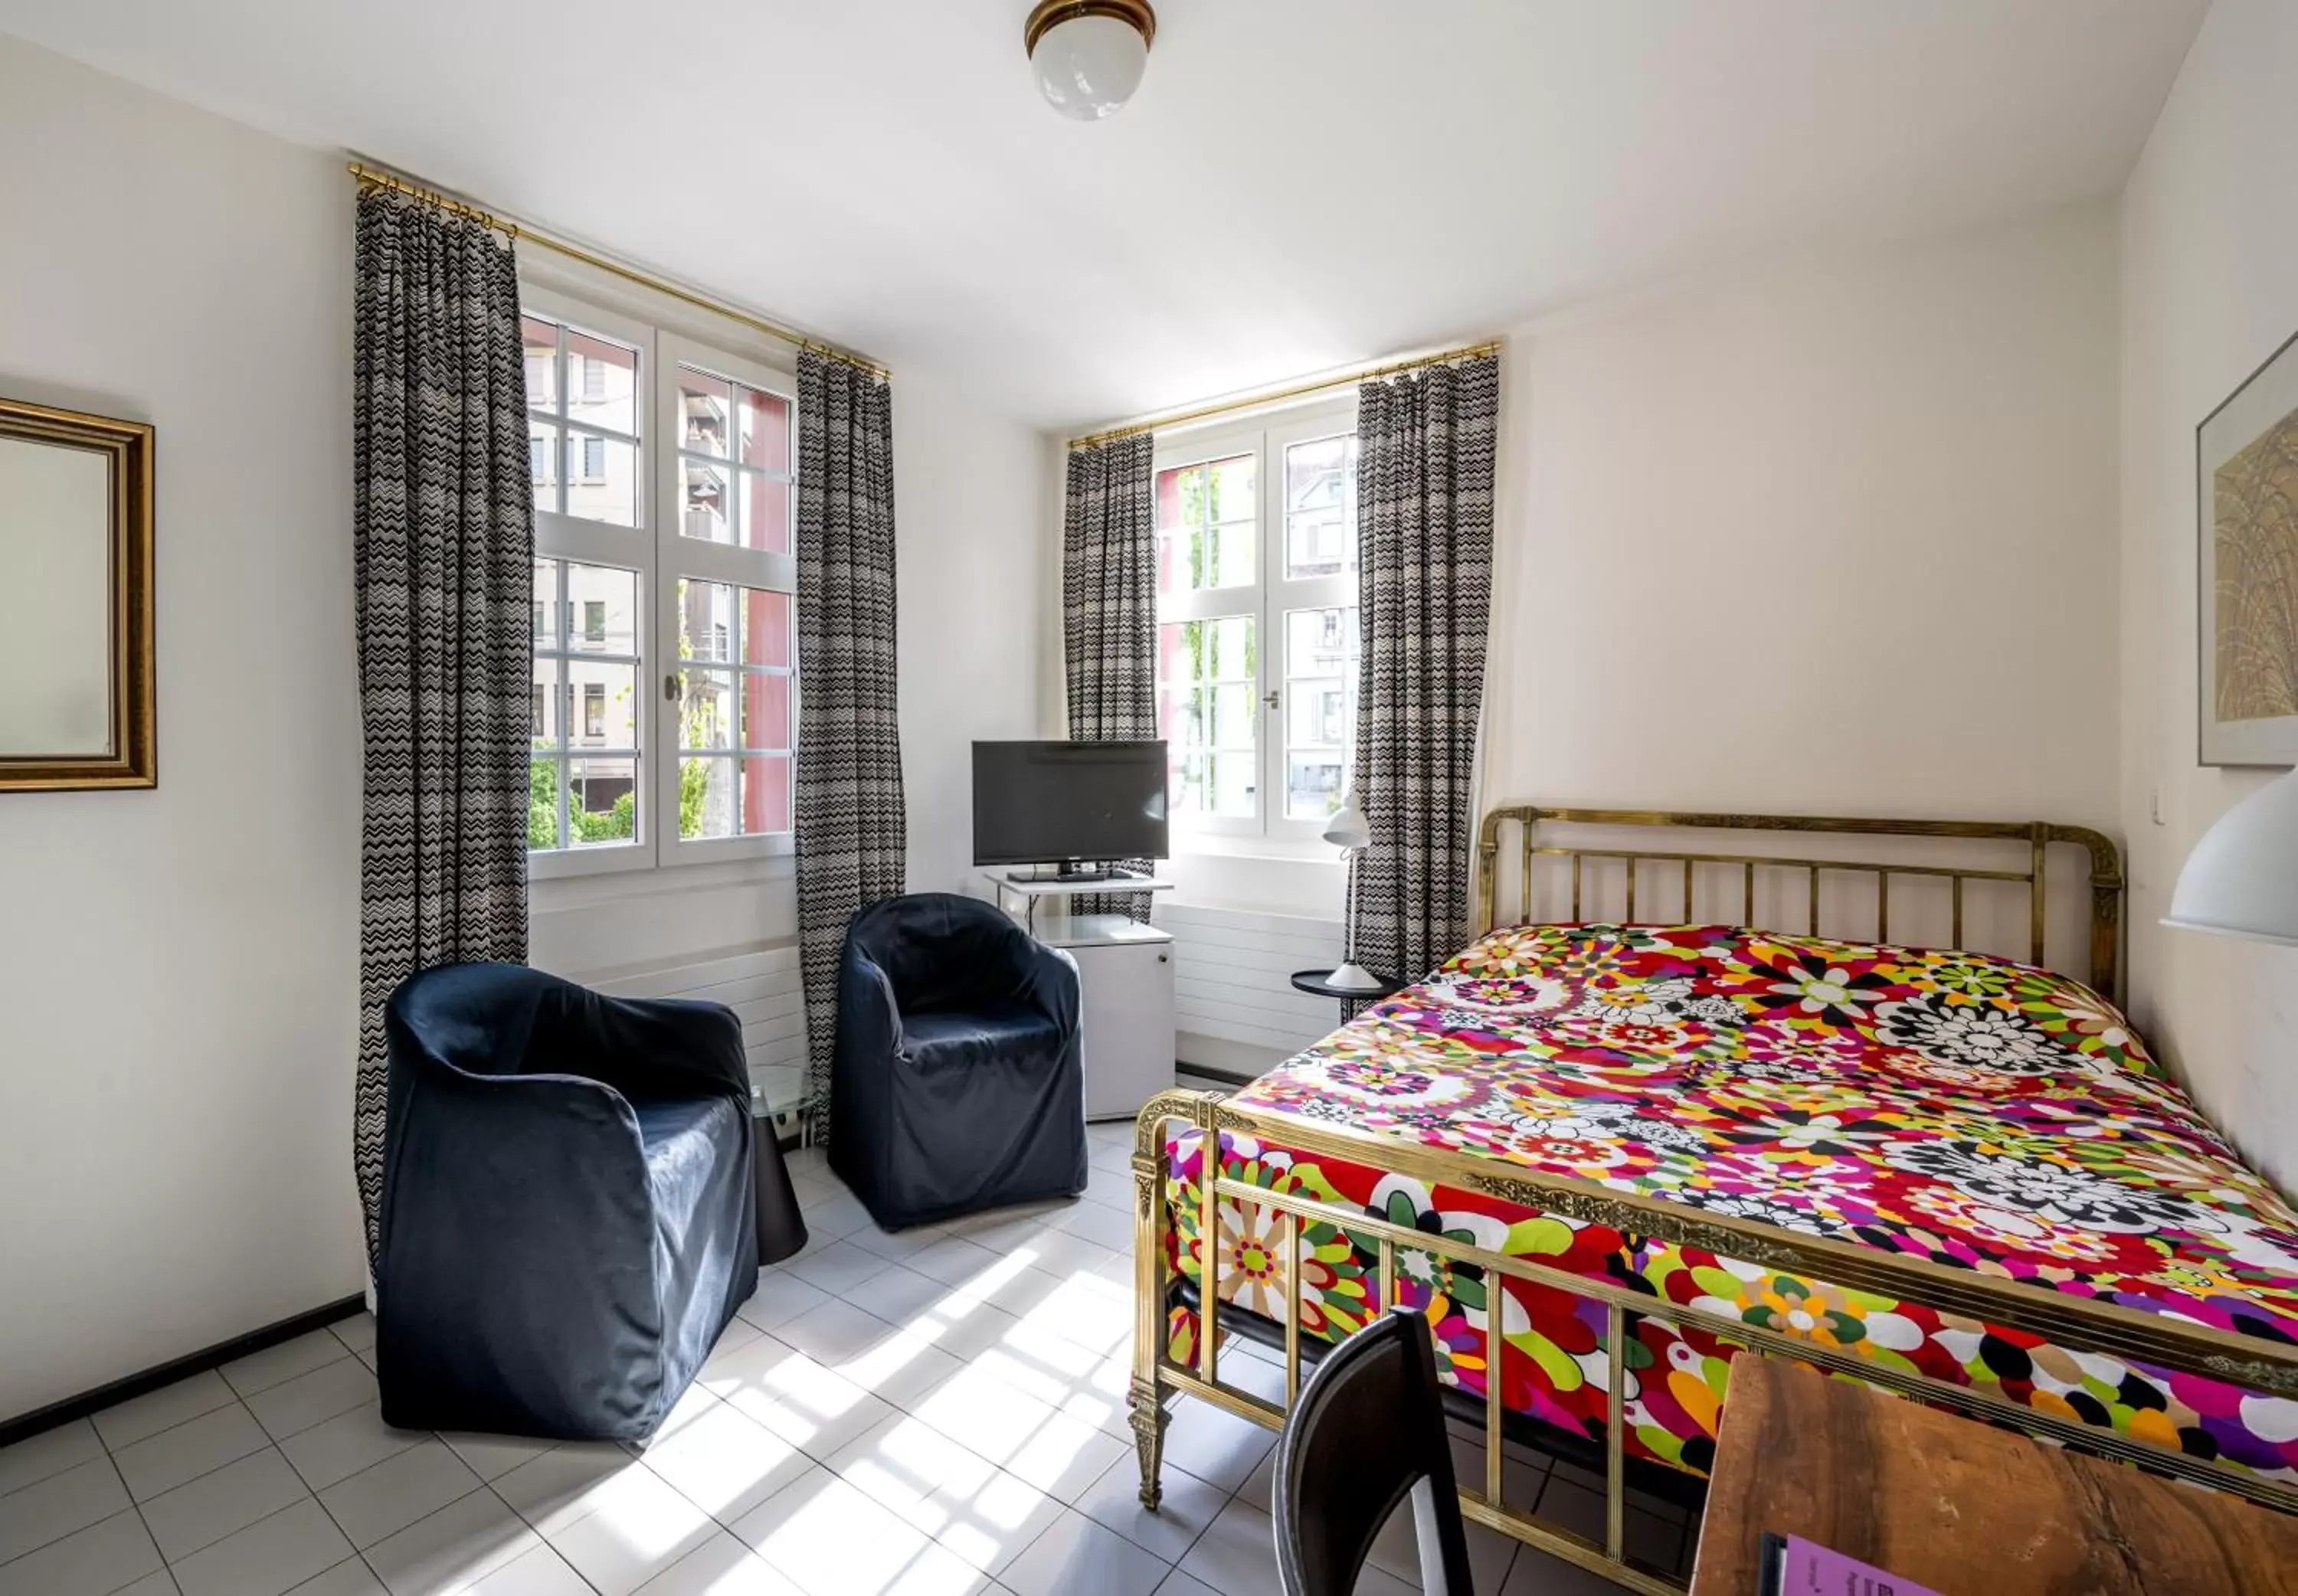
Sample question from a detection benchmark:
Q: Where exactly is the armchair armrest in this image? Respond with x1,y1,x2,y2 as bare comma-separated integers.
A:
1011,937,1082,1035
840,947,904,1051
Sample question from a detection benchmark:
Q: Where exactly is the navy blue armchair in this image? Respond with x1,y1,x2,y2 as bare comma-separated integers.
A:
375,963,776,1441
831,894,1087,1230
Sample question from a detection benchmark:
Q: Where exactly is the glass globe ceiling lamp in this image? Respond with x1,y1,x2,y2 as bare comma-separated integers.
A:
1025,0,1157,121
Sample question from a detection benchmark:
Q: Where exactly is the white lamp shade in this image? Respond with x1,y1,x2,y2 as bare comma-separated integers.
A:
1324,796,1370,850
1030,14,1150,120
2163,767,2298,948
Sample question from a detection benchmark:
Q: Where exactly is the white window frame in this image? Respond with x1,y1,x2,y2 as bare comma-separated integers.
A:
1153,398,1359,850
652,330,800,869
521,285,801,881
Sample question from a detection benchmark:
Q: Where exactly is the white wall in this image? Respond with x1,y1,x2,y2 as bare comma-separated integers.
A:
0,36,365,1418
1144,204,2123,950
895,369,1052,897
2118,0,2298,1192
1484,201,2121,829
0,34,1056,1417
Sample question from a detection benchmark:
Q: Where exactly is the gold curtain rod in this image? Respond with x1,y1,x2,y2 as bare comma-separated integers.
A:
346,162,890,381
1066,338,1502,450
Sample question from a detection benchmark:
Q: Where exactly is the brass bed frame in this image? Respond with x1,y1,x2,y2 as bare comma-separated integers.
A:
1128,806,2298,1593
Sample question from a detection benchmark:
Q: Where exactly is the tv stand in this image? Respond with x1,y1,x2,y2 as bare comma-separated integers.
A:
984,871,1177,1121
1003,864,1141,885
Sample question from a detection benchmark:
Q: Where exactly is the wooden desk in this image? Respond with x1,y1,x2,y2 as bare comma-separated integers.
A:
1692,1356,2298,1596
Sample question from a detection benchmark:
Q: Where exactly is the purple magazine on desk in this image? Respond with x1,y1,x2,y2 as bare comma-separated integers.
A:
1760,1533,1943,1596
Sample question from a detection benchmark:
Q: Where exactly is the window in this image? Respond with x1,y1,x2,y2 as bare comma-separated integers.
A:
521,292,800,877
1154,406,1359,842
669,355,797,838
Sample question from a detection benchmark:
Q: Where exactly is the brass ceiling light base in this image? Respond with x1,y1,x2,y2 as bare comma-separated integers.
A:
1024,0,1157,58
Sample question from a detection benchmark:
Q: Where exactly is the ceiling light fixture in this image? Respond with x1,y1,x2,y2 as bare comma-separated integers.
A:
1024,0,1157,122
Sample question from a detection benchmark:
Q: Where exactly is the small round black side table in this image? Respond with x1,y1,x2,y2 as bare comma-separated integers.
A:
1291,968,1409,1022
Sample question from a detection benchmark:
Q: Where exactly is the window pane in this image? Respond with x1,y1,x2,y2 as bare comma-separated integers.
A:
565,430,636,526
1286,680,1345,747
565,329,638,435
1210,682,1257,751
1285,435,1357,578
739,469,791,554
1285,508,1349,579
566,663,636,747
522,317,558,412
529,420,561,512
681,458,732,545
676,756,789,840
1157,615,1257,823
1209,752,1255,816
1206,453,1256,526
1157,460,1257,592
569,757,638,846
679,757,735,839
674,668,792,755
528,759,564,850
741,754,792,835
679,368,733,458
531,656,561,750
1154,464,1202,600
1286,754,1346,821
567,564,638,655
679,667,738,750
1285,606,1353,676
745,589,794,669
741,672,792,753
679,581,735,662
1170,751,1208,820
737,387,791,472
532,558,561,649
1209,614,1255,679
1284,604,1357,820
1203,521,1255,589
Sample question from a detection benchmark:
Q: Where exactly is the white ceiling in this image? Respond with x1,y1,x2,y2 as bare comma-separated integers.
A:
0,0,2205,430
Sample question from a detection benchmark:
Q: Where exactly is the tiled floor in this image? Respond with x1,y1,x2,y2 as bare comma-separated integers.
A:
0,1120,1697,1595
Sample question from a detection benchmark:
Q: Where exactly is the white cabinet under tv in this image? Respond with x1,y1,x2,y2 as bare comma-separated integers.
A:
985,876,1177,1123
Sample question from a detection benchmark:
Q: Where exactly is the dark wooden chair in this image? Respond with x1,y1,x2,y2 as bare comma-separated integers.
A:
1272,1306,1478,1596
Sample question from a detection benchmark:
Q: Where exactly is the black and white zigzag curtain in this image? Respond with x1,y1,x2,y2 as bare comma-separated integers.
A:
1350,355,1500,984
352,189,535,1266
1062,435,1158,920
796,351,906,1146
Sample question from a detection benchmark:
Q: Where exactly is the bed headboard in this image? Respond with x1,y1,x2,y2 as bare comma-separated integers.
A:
1475,806,2126,1002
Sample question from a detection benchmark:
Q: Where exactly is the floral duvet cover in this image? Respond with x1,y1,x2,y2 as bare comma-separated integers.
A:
1161,924,2298,1480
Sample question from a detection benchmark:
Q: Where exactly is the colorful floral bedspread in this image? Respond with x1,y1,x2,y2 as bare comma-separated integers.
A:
1161,924,2298,1480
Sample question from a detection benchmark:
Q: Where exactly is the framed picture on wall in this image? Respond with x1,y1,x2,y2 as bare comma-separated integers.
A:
2198,329,2298,767
0,397,156,790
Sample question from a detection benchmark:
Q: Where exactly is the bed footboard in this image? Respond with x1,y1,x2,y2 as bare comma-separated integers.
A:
1131,1089,2298,1594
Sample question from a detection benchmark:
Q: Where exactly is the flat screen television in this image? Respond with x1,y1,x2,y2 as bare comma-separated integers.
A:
972,740,1168,878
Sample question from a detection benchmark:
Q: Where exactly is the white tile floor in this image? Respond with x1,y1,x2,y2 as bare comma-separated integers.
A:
0,1121,1698,1596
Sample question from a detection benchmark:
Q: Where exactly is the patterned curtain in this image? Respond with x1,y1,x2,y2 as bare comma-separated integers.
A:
1350,354,1501,983
796,350,906,1147
352,189,535,1266
1062,435,1158,920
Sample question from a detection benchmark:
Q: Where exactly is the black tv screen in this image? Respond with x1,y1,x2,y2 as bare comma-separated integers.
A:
972,741,1169,867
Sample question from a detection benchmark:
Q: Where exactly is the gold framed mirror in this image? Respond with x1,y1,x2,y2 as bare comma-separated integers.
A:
0,397,155,790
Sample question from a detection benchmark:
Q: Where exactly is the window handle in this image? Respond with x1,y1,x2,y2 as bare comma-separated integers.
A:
664,673,679,702
1263,689,1281,710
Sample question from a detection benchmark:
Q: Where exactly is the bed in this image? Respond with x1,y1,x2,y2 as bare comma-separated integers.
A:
1126,806,2298,1594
